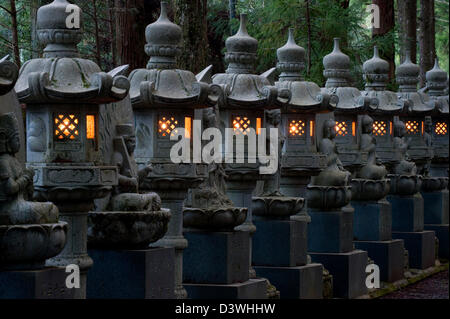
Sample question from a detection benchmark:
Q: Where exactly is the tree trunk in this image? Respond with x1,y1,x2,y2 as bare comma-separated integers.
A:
30,0,42,59
114,0,156,71
419,0,436,87
92,0,102,67
305,0,312,75
372,0,395,80
229,0,236,19
108,0,117,67
398,0,417,64
10,0,20,68
174,0,209,73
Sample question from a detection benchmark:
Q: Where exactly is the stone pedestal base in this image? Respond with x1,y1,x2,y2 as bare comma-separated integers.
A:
310,250,368,299
424,224,449,259
307,207,353,253
86,247,175,299
387,194,424,232
392,231,435,269
0,267,75,299
422,190,449,225
354,240,404,283
253,217,307,267
184,279,267,299
183,230,249,284
254,263,323,299
352,200,391,241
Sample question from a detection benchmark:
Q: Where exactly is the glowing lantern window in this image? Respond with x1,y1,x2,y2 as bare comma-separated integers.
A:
86,115,96,140
310,120,315,137
158,116,179,137
184,117,192,139
233,116,251,135
256,117,262,135
435,122,448,136
289,120,306,137
405,120,420,135
54,114,79,141
335,121,349,137
373,121,387,136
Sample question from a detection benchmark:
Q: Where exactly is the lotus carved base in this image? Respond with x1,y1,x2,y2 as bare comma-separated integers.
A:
351,178,390,201
183,207,247,231
306,185,352,209
252,196,305,218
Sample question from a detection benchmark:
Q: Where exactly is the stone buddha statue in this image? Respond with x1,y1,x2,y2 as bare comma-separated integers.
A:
109,124,161,212
261,109,285,197
312,119,351,186
0,113,58,225
392,120,417,176
357,115,388,180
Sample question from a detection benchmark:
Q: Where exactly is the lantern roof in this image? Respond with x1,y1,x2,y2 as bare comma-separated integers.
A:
275,31,336,113
15,0,130,104
396,52,436,115
0,56,19,96
129,2,209,109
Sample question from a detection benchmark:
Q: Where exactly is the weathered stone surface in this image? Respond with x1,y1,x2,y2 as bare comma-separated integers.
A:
388,193,424,232
424,224,449,259
184,278,267,299
255,263,323,299
87,247,175,299
392,231,435,270
352,199,392,242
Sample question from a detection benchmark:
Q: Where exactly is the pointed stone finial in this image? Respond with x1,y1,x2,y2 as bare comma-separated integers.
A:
276,28,306,82
396,50,419,92
225,13,258,74
323,38,351,88
36,0,82,58
426,58,448,95
363,46,390,90
145,1,182,69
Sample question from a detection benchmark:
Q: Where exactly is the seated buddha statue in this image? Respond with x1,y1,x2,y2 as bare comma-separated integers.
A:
0,113,59,225
357,115,388,180
392,120,417,176
311,119,351,186
109,124,161,212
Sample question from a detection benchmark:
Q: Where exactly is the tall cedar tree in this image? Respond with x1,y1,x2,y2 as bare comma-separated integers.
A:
419,0,436,87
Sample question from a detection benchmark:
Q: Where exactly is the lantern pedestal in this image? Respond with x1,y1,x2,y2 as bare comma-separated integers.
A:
307,206,368,298
0,267,76,299
183,230,267,299
252,216,323,299
352,200,405,283
422,189,449,259
86,247,175,299
387,194,436,269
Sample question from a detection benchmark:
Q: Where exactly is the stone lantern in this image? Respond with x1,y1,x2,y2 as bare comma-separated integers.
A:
420,59,449,260
205,13,278,280
0,58,69,299
14,0,130,298
360,48,435,270
321,38,375,173
128,2,209,299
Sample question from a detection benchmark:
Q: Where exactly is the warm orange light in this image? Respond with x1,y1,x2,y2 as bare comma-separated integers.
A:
233,116,251,135
405,120,419,134
158,116,179,137
390,121,393,135
185,117,192,139
86,115,96,139
335,121,348,137
373,121,387,136
256,117,262,135
421,121,424,135
352,121,356,137
435,122,448,135
310,120,315,137
289,120,306,137
54,114,79,141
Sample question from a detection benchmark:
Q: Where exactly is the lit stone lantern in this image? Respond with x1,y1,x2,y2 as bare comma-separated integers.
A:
420,59,449,260
275,30,337,201
207,13,278,280
321,38,377,172
128,2,209,299
359,48,435,270
14,0,130,298
423,59,449,179
396,52,437,175
361,46,407,170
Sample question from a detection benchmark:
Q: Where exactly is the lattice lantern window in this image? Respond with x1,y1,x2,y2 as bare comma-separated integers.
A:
54,114,80,141
335,121,350,137
289,119,306,137
233,116,252,136
373,120,388,137
434,122,448,136
405,120,421,135
158,116,192,138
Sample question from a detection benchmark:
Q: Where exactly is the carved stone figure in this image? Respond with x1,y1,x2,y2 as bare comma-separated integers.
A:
392,120,417,176
311,119,351,187
0,113,58,225
357,115,388,180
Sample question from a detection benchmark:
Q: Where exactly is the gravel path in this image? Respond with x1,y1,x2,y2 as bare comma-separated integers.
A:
381,270,449,299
